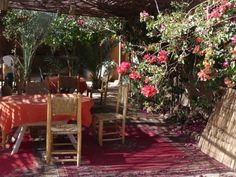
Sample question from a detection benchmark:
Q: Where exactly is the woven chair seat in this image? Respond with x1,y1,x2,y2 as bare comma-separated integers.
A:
87,87,105,93
93,113,123,121
51,124,77,134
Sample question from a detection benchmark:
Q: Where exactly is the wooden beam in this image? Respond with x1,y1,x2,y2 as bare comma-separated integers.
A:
0,0,9,11
0,11,6,87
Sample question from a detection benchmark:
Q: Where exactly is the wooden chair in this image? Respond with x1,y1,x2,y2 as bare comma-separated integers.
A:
58,75,80,93
87,74,109,104
92,84,129,146
46,94,82,167
25,81,49,95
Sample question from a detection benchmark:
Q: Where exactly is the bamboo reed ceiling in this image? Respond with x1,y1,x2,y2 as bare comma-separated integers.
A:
7,0,203,17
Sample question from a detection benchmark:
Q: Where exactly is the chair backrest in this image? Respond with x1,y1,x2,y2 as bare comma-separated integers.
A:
116,84,129,118
1,84,12,96
46,76,58,93
58,75,80,93
47,94,82,125
25,81,49,95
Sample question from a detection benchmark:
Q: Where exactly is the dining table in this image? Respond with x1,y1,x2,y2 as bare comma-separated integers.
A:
47,76,87,94
0,94,94,154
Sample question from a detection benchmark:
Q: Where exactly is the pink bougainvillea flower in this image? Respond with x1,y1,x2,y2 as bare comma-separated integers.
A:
68,15,75,19
117,61,131,74
140,10,150,21
144,77,150,84
77,19,85,26
160,23,166,32
207,0,232,20
207,6,221,19
158,50,168,64
223,61,230,68
196,37,204,43
122,61,131,69
129,70,141,80
221,0,233,10
143,54,150,61
121,43,125,49
141,85,158,97
199,50,206,56
224,77,234,88
193,45,200,54
117,67,125,74
149,55,157,64
232,35,236,43
197,68,212,81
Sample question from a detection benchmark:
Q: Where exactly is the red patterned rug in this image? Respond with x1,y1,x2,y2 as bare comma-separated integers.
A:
0,135,39,177
55,123,233,177
0,122,234,177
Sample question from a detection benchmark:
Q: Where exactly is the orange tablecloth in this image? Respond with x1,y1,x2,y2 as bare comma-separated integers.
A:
0,94,94,134
48,76,87,94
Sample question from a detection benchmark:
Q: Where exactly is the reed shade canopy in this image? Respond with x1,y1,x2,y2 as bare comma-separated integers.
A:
6,0,203,17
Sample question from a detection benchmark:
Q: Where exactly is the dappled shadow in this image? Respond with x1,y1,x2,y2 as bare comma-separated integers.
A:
0,87,234,176
0,137,40,177
50,122,233,176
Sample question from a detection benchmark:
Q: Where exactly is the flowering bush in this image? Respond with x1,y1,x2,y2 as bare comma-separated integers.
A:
141,85,158,97
117,61,131,74
118,0,236,113
129,70,141,80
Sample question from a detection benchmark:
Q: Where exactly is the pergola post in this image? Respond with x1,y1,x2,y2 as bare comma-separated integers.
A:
0,0,9,11
118,36,121,83
0,11,7,87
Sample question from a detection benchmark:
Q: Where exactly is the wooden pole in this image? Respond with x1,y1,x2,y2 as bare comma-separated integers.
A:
0,0,9,11
0,11,6,87
118,36,121,83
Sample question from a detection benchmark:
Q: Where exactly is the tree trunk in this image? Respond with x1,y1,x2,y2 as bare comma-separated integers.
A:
23,48,33,82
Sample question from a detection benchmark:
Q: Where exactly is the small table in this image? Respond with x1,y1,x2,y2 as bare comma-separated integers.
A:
0,94,94,154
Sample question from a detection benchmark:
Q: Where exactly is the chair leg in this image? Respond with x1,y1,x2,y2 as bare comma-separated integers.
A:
46,131,52,164
77,128,82,167
92,117,97,135
1,129,6,149
100,92,103,104
98,120,103,146
104,91,107,105
121,119,126,144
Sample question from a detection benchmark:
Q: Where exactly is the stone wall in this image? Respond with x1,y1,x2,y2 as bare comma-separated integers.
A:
198,88,236,170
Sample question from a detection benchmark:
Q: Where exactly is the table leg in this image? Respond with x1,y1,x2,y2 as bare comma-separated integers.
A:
11,127,21,143
67,134,77,149
1,129,6,149
11,126,27,155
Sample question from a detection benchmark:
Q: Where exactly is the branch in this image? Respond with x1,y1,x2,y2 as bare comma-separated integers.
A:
154,0,161,14
15,39,22,48
210,15,236,28
184,0,208,19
